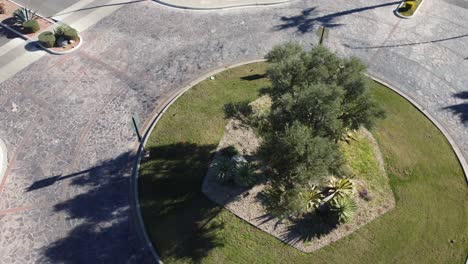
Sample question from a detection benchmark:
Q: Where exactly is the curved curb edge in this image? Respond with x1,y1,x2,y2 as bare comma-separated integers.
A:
131,60,468,263
131,59,265,264
152,0,295,11
367,73,468,183
36,34,83,55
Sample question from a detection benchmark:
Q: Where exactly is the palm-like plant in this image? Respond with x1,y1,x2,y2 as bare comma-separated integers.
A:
13,7,37,23
212,157,233,183
331,195,357,223
232,161,257,187
323,177,353,202
302,185,323,210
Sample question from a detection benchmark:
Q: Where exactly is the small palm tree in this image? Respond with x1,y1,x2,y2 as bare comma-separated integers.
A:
331,195,357,223
323,177,353,202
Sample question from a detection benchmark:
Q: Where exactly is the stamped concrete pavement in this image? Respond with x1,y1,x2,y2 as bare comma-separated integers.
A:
0,0,467,262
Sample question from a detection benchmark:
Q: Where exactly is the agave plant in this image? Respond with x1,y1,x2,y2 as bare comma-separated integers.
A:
212,157,233,183
331,195,357,223
13,7,37,23
302,185,323,210
232,161,257,187
323,177,353,202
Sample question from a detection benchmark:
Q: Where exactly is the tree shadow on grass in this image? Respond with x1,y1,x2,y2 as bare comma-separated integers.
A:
275,2,400,34
42,152,154,263
139,142,225,263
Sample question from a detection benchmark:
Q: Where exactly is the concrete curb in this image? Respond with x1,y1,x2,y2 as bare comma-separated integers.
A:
152,0,295,10
367,73,468,183
131,60,468,263
131,59,264,264
0,138,8,190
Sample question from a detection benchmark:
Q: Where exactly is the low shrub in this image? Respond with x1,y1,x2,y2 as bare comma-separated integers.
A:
358,188,372,201
23,20,40,33
220,145,239,158
38,31,55,48
54,24,79,41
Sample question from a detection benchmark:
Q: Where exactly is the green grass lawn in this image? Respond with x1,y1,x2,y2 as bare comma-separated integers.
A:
139,62,468,264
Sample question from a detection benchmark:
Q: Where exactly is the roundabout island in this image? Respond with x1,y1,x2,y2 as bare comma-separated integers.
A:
138,44,468,264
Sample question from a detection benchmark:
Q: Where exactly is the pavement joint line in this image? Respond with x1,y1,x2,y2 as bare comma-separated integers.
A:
369,19,402,65
152,0,295,10
51,0,97,21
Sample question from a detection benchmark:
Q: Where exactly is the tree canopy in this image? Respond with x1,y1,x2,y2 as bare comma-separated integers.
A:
259,43,384,219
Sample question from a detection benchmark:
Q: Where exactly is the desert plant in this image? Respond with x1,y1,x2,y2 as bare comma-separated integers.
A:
232,161,257,187
212,157,233,183
38,31,55,48
13,7,37,23
54,24,79,41
331,195,357,223
0,3,6,14
220,145,239,158
323,177,353,202
22,20,40,33
302,185,323,210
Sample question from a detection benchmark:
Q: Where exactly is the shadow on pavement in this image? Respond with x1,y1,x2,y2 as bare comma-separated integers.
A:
343,33,468,50
443,91,468,125
37,152,154,263
275,2,399,33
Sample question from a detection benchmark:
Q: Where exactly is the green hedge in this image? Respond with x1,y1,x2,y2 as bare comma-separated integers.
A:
23,20,40,33
38,31,55,48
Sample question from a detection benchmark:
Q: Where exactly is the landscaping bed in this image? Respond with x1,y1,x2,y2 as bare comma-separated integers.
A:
202,115,395,252
0,0,52,37
0,0,81,53
396,0,423,17
139,62,467,263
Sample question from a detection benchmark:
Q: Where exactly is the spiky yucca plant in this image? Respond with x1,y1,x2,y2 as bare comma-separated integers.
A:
232,161,257,187
302,185,323,210
212,157,233,183
323,177,353,202
331,195,357,223
13,7,37,23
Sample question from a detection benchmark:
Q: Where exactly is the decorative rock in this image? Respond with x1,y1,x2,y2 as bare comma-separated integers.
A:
210,76,215,80
69,39,75,44
57,37,67,47
231,155,247,164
